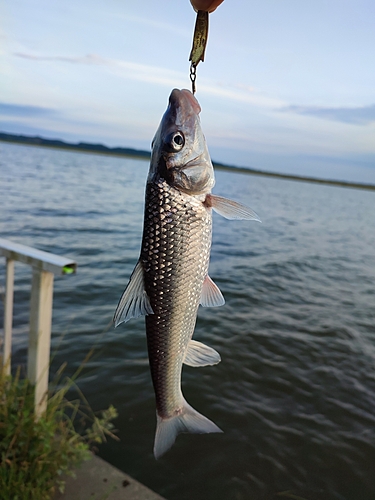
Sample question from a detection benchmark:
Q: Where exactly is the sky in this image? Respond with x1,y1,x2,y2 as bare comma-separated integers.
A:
1,0,375,182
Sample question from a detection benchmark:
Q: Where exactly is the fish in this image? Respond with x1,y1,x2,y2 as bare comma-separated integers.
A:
114,88,260,459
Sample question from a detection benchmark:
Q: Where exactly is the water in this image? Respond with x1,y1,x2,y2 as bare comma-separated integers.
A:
1,142,375,500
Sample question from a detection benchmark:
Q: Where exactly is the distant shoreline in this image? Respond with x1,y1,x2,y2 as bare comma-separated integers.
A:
1,131,375,192
1,139,149,162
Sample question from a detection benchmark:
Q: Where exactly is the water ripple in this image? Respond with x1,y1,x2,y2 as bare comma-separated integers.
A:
1,143,375,500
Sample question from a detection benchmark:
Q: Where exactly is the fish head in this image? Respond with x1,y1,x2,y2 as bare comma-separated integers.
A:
149,89,215,196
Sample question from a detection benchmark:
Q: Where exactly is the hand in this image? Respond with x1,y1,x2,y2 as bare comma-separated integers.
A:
190,0,224,13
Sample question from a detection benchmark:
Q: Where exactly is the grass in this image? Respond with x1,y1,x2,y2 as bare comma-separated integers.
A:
0,360,118,500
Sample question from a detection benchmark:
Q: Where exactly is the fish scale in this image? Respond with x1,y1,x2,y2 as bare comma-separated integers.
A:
142,178,212,418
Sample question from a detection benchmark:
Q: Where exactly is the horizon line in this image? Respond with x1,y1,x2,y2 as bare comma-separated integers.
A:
1,131,375,192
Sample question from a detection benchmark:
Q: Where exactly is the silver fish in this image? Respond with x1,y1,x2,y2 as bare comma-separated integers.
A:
114,88,260,459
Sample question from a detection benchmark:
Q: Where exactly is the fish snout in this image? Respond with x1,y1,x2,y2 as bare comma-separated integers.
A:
169,88,201,116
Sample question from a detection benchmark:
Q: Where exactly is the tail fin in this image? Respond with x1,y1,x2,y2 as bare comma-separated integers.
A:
154,400,222,459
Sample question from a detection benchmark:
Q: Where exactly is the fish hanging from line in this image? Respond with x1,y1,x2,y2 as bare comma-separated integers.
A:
114,88,260,459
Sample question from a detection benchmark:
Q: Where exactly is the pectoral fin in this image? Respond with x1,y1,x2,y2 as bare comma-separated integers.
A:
206,194,261,221
200,275,225,307
184,339,221,367
113,260,154,327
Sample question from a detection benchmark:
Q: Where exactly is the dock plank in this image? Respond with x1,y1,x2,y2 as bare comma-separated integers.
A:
54,455,165,500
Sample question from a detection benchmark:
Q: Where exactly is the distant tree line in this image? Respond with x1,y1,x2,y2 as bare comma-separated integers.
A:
0,132,151,159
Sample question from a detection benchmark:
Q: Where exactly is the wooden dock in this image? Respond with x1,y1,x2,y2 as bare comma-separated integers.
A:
54,455,165,500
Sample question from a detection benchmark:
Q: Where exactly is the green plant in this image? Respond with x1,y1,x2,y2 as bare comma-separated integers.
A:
0,363,118,500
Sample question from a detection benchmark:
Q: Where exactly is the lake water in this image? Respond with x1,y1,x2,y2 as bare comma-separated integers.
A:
1,141,375,500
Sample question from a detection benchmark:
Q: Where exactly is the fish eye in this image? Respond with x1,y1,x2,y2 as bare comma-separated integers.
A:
171,132,184,151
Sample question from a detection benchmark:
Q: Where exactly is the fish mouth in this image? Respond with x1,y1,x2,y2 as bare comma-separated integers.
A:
169,88,201,116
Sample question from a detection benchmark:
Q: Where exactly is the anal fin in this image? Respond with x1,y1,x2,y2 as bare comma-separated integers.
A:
184,339,221,367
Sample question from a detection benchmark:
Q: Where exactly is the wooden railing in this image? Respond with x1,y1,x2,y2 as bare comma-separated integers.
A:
0,238,77,417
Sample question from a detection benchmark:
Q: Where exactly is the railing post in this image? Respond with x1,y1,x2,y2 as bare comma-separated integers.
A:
3,258,15,375
27,268,54,418
1,238,76,416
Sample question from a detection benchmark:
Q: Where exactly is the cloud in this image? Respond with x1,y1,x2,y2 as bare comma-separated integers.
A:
116,13,190,38
282,104,375,125
0,102,58,118
14,52,107,65
14,51,186,87
13,52,284,109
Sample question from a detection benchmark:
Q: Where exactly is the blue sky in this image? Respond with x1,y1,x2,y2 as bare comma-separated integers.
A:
1,0,375,182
